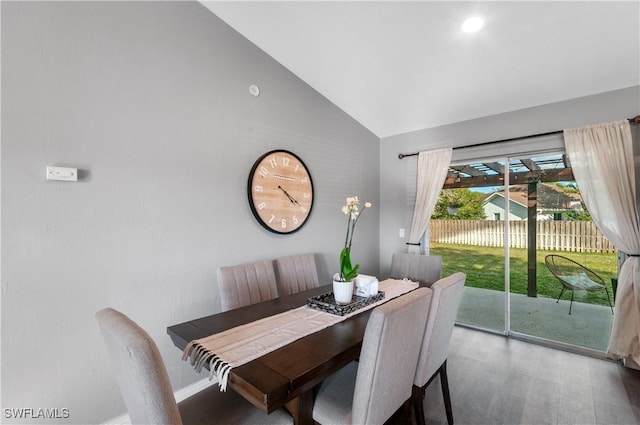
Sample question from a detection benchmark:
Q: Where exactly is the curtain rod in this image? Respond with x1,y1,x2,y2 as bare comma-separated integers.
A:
397,116,640,159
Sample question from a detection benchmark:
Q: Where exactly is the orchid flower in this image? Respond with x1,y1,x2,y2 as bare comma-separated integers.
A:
339,196,372,281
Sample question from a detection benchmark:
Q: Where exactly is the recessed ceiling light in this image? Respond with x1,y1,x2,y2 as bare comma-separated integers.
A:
461,16,484,33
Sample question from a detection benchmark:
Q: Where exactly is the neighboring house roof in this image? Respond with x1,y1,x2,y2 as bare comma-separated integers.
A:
482,184,582,211
483,191,526,208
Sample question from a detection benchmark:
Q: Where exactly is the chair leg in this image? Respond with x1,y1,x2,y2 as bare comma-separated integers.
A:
439,361,454,425
401,398,413,425
605,287,614,314
414,361,455,425
412,384,426,425
556,287,565,303
569,290,574,315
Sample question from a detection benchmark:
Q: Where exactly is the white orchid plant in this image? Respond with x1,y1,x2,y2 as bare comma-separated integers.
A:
338,196,372,282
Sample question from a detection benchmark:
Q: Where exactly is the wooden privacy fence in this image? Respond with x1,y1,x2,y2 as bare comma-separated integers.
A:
430,220,616,253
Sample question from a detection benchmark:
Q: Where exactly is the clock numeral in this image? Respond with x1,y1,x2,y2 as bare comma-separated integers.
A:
258,202,266,210
294,164,300,172
281,219,287,229
301,178,308,184
303,193,310,199
300,206,308,214
269,157,277,168
282,157,290,167
268,214,275,224
254,185,264,192
292,216,299,225
259,166,269,178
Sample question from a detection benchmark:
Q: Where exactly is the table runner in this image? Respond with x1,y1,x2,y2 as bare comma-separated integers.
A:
182,279,419,390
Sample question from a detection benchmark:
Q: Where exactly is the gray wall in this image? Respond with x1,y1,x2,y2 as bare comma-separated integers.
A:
379,86,640,276
1,2,379,423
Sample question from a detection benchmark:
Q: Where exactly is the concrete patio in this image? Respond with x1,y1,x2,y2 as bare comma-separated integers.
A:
457,286,614,352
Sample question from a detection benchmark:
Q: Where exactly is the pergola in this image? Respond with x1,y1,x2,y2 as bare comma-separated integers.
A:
442,154,576,297
443,155,574,189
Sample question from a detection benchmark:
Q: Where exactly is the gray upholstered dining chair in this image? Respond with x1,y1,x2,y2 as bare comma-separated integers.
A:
95,308,292,425
217,260,278,311
274,253,319,296
312,287,433,425
412,272,466,425
389,253,443,286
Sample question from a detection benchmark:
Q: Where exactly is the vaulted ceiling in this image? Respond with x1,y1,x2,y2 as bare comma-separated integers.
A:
201,1,639,138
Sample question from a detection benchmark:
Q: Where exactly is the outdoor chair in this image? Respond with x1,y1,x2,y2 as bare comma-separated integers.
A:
544,254,614,315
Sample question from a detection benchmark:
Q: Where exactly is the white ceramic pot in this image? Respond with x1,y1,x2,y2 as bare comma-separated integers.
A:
333,279,354,305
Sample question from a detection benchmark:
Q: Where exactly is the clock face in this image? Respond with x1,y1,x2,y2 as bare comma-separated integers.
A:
247,150,314,234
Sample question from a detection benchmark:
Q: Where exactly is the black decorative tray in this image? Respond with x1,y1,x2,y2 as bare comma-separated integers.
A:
307,291,385,316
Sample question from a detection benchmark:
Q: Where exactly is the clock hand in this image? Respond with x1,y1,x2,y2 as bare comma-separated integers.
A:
278,186,297,204
277,185,299,205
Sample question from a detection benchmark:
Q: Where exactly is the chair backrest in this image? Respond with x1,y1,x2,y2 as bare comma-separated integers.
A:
352,287,432,425
389,253,443,286
544,254,605,287
274,253,319,296
217,260,278,311
414,272,466,387
95,308,182,425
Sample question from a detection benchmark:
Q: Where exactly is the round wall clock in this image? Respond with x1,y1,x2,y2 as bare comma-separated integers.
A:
247,150,314,234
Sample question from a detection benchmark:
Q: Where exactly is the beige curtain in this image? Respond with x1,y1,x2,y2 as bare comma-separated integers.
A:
408,148,453,254
564,120,640,365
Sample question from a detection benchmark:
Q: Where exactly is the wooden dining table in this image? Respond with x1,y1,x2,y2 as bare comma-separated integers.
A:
167,284,379,425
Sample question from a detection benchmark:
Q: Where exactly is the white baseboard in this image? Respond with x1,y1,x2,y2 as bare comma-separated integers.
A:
102,413,130,425
174,378,216,402
101,378,214,425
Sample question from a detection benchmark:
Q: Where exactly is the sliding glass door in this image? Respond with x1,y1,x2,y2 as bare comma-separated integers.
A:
430,161,507,333
430,151,617,353
507,153,616,352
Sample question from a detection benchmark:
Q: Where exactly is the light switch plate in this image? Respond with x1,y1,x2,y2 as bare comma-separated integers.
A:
46,166,77,182
399,228,405,238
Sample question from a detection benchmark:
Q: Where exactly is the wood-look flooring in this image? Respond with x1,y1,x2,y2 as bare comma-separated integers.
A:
391,326,640,425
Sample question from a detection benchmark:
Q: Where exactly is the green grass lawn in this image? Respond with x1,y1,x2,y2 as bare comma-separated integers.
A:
429,242,617,306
